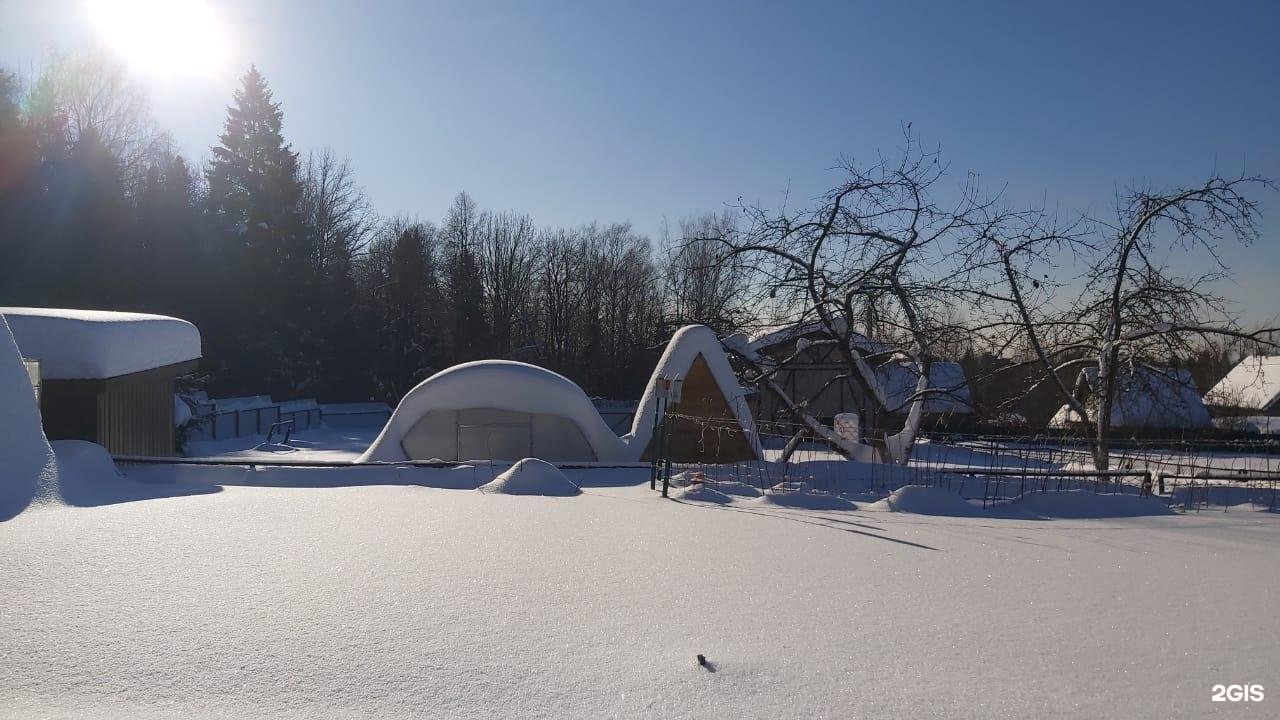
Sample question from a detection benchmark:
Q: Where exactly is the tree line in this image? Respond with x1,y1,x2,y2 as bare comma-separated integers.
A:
0,54,728,403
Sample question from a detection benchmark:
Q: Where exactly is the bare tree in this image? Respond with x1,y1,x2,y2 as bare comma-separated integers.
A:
26,51,166,193
663,211,750,333
478,210,539,355
299,148,375,278
440,192,489,358
978,174,1277,469
528,222,664,396
707,131,991,463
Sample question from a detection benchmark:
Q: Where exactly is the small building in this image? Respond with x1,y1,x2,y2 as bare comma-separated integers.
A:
747,319,972,426
629,324,762,463
877,360,974,416
0,308,202,457
1048,366,1211,430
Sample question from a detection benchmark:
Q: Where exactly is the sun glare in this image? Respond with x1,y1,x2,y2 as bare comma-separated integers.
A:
86,0,230,77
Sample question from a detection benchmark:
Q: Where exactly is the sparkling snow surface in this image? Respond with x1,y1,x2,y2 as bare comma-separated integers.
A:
4,471,1279,719
0,307,201,379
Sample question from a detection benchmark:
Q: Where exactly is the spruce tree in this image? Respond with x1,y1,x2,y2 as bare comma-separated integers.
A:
206,67,316,396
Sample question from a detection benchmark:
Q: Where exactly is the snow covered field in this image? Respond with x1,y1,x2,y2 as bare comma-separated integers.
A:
4,464,1279,719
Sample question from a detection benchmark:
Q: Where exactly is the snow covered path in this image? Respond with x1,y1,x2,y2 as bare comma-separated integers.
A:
3,481,1278,719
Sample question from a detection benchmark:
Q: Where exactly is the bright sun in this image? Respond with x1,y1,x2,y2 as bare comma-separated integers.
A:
87,0,230,77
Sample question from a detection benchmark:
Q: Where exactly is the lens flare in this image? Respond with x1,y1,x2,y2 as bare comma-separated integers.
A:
86,0,230,77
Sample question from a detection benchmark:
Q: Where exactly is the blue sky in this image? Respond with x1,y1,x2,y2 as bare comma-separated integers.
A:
3,0,1278,321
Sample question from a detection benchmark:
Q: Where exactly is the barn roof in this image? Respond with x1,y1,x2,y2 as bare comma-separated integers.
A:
747,317,887,355
1049,366,1211,429
0,307,201,380
1204,355,1280,411
876,361,973,414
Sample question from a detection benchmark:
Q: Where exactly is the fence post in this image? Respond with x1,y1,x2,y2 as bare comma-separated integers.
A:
649,397,661,491
661,412,673,498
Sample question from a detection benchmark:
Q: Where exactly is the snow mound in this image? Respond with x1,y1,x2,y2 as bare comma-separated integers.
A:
53,440,123,481
671,484,733,504
868,485,980,516
757,491,857,511
481,458,581,496
0,316,60,520
1010,491,1174,518
713,481,763,498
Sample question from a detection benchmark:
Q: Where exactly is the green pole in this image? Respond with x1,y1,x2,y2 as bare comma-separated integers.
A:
650,395,663,490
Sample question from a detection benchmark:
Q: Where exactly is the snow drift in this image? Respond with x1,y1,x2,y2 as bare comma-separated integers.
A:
671,483,733,504
1010,490,1174,518
52,440,123,480
481,458,581,496
867,485,981,516
0,316,59,520
360,361,628,463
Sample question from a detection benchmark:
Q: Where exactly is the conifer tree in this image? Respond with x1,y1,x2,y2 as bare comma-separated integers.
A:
206,67,316,396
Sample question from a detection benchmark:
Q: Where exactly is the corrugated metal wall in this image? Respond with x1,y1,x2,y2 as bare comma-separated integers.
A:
94,372,176,457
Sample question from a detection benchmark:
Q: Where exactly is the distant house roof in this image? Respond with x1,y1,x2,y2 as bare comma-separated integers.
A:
0,307,201,380
1049,366,1211,429
1204,355,1280,412
877,361,973,414
747,317,888,355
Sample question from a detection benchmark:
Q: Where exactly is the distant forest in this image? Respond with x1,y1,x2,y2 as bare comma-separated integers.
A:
0,54,736,403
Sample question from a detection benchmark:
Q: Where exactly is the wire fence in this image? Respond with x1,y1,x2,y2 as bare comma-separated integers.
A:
649,413,1280,512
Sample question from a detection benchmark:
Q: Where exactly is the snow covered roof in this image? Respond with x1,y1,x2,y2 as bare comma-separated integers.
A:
747,317,886,355
359,360,629,463
0,307,201,380
627,325,763,459
1204,355,1280,411
876,361,973,414
1049,366,1211,429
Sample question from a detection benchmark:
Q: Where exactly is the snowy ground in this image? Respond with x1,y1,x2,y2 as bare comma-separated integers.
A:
3,463,1279,719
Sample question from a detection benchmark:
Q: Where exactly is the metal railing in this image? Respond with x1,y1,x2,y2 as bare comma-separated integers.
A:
188,406,322,442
